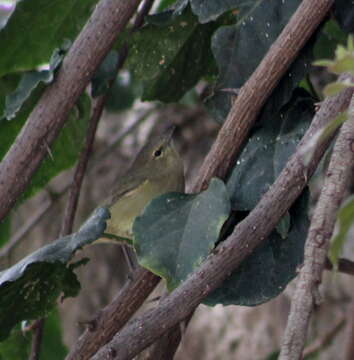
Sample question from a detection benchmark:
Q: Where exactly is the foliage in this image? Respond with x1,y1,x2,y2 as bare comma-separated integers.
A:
0,208,109,340
0,0,353,355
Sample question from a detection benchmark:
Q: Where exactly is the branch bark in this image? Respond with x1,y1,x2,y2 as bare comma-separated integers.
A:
65,267,159,360
0,0,142,222
193,0,335,192
91,79,354,360
279,92,354,360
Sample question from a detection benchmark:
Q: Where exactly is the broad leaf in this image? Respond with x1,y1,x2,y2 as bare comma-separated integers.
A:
0,207,109,341
127,6,220,102
205,191,309,306
0,0,97,77
133,178,231,290
2,48,64,120
227,90,313,211
207,0,314,122
334,0,354,34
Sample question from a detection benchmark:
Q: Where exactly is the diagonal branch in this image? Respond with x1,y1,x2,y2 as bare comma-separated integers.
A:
0,0,143,222
90,77,354,360
279,93,354,360
193,0,335,192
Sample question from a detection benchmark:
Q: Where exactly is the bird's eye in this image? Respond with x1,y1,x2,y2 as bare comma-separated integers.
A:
154,148,162,157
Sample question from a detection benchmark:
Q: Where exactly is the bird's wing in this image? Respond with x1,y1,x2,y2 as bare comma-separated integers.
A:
103,169,147,207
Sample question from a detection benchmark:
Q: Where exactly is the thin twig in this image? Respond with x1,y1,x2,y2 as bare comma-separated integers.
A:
0,197,51,260
303,316,345,358
279,92,354,360
29,319,45,360
65,267,160,360
324,257,354,276
60,97,103,236
29,64,109,360
90,72,354,360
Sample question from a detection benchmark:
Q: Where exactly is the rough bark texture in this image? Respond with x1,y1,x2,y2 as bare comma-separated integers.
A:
194,0,335,192
0,0,142,221
279,91,354,360
91,79,354,360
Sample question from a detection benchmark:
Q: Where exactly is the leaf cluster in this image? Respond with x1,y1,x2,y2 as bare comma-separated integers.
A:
0,0,353,354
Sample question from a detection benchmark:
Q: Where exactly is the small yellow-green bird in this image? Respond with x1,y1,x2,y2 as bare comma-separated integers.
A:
103,126,185,243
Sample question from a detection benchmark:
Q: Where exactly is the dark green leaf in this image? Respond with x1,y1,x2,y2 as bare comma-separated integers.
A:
189,0,242,23
0,325,31,360
0,80,91,201
334,0,354,33
133,178,231,290
91,51,119,97
127,6,219,102
207,0,313,122
0,0,97,77
314,19,347,60
227,90,313,211
0,216,11,249
24,93,91,199
3,49,64,120
105,75,139,112
0,207,109,341
205,191,309,306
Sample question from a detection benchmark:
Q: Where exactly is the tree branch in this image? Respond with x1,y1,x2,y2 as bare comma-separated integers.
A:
193,0,335,192
0,0,143,222
65,267,159,360
303,315,345,358
91,79,354,360
279,92,354,360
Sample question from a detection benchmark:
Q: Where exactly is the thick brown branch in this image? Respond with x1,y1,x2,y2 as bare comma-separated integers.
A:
91,77,354,360
193,0,335,192
65,267,159,360
0,0,142,222
279,92,354,360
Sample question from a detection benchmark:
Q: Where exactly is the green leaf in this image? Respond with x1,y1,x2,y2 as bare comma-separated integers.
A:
0,82,91,202
0,216,11,249
334,0,354,33
314,19,347,60
0,207,109,341
24,93,91,199
127,6,219,102
2,48,65,120
227,90,313,211
105,75,140,113
40,310,68,360
0,309,67,359
0,325,31,360
329,195,354,268
205,191,309,306
133,178,231,290
276,212,291,240
323,80,354,97
0,0,97,77
91,51,119,97
207,0,313,122
299,112,348,167
188,0,245,24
